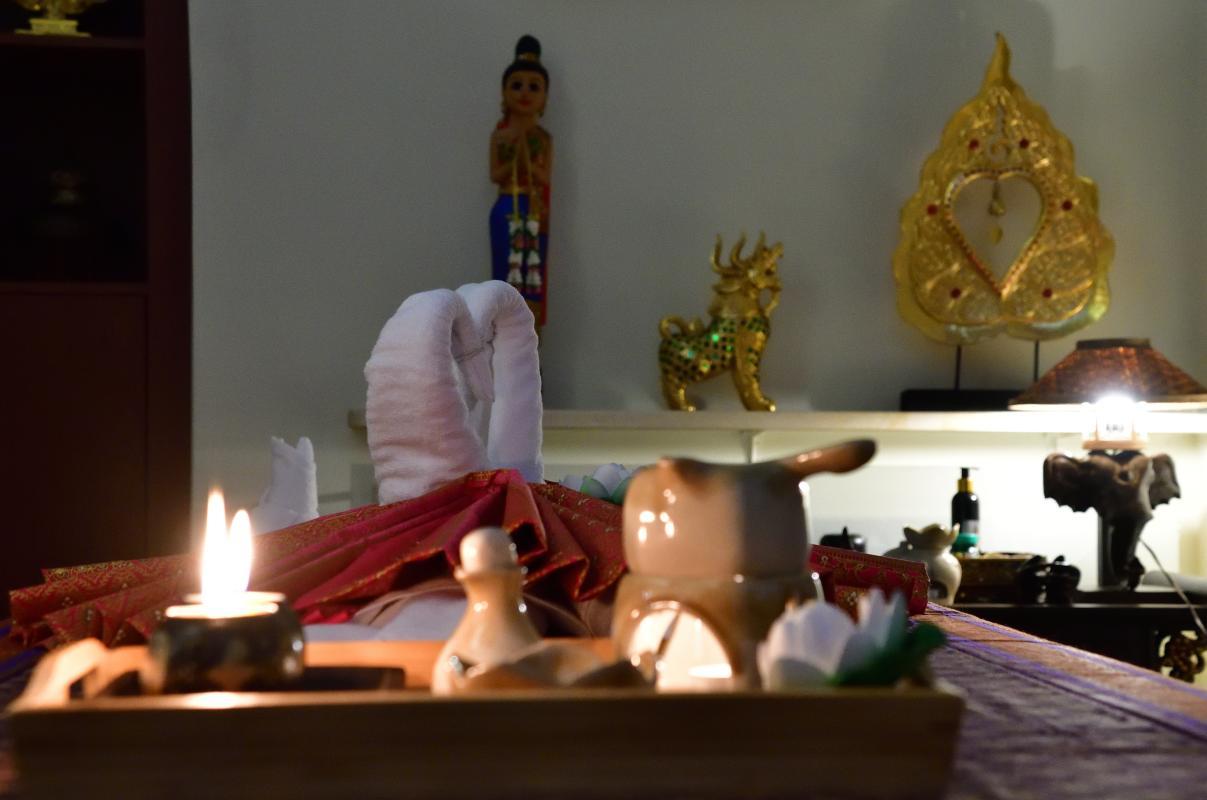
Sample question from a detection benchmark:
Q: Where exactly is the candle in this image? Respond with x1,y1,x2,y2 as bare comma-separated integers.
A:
141,490,304,694
626,607,736,691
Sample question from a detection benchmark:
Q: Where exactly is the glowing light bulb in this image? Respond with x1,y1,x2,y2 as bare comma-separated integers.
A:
1082,395,1147,450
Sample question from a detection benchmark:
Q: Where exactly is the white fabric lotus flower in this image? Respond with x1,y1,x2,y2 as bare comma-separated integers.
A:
758,589,907,689
559,463,633,504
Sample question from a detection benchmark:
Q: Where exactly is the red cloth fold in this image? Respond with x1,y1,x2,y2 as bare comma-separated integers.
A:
8,470,625,647
808,545,930,616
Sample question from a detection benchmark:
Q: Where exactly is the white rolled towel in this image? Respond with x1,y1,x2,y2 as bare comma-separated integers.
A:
365,282,542,504
456,281,542,484
365,289,489,504
250,436,319,534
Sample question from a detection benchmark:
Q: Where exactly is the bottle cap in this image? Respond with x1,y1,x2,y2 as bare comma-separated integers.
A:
460,527,518,573
957,467,975,492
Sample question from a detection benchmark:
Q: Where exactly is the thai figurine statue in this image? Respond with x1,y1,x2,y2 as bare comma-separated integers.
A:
490,34,552,330
659,233,783,411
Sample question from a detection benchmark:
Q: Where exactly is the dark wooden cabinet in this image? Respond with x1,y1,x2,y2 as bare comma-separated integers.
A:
958,587,1207,679
0,1,191,614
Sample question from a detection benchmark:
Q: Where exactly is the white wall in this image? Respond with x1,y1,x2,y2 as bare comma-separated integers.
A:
189,1,1207,569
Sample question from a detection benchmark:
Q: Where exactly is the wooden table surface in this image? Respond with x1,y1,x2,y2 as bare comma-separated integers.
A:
2,608,1206,799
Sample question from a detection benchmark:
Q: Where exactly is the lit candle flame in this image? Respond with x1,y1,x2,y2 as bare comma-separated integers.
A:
200,489,254,608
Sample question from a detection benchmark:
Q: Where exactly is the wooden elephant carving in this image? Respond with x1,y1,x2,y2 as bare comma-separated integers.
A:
1043,451,1180,588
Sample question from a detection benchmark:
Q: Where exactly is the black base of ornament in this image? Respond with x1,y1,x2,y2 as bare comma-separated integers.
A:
899,389,1021,412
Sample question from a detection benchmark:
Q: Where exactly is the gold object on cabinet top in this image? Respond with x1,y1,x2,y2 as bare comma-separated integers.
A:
658,233,782,412
13,0,104,37
893,33,1113,346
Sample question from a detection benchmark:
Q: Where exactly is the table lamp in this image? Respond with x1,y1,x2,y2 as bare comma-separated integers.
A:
1010,338,1207,589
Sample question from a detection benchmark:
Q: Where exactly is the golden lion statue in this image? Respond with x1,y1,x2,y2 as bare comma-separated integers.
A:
658,233,783,411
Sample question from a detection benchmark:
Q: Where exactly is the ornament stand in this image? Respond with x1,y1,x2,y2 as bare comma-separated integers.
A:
900,342,1036,411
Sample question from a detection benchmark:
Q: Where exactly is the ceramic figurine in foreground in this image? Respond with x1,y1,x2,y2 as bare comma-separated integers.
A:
893,34,1113,346
490,34,552,330
659,232,783,411
434,526,650,693
612,439,876,690
431,527,540,695
13,0,101,36
884,524,962,605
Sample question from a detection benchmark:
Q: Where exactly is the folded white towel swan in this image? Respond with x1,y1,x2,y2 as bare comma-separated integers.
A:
364,281,543,504
250,436,319,534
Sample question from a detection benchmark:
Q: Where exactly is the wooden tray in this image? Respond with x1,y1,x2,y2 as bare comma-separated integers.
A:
9,638,964,799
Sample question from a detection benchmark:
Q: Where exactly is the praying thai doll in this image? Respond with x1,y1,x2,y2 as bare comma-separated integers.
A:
489,34,552,329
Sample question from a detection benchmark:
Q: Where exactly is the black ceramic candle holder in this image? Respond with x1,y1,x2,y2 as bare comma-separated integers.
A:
142,592,305,694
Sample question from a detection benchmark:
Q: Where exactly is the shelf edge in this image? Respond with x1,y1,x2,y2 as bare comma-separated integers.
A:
347,408,1207,436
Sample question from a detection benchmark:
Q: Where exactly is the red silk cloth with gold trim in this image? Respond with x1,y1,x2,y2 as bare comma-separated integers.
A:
7,470,624,648
808,545,930,616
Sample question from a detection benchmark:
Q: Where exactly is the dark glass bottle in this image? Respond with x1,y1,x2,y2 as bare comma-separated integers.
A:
951,467,980,554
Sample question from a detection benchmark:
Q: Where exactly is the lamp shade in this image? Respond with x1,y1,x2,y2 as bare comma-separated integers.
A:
1010,338,1207,409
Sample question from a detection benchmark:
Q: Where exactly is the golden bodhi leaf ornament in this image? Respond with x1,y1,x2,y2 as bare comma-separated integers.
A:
893,34,1113,345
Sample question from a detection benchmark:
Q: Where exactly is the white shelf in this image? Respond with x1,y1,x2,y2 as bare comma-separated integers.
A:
348,408,1207,436
543,409,1075,433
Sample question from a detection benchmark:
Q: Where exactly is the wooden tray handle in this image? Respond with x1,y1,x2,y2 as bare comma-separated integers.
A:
10,638,110,711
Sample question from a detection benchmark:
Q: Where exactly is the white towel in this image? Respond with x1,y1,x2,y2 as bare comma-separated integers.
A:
456,281,543,483
250,436,319,534
364,282,542,504
365,289,488,503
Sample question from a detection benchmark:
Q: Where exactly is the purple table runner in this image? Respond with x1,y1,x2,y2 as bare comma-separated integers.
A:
931,607,1207,800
